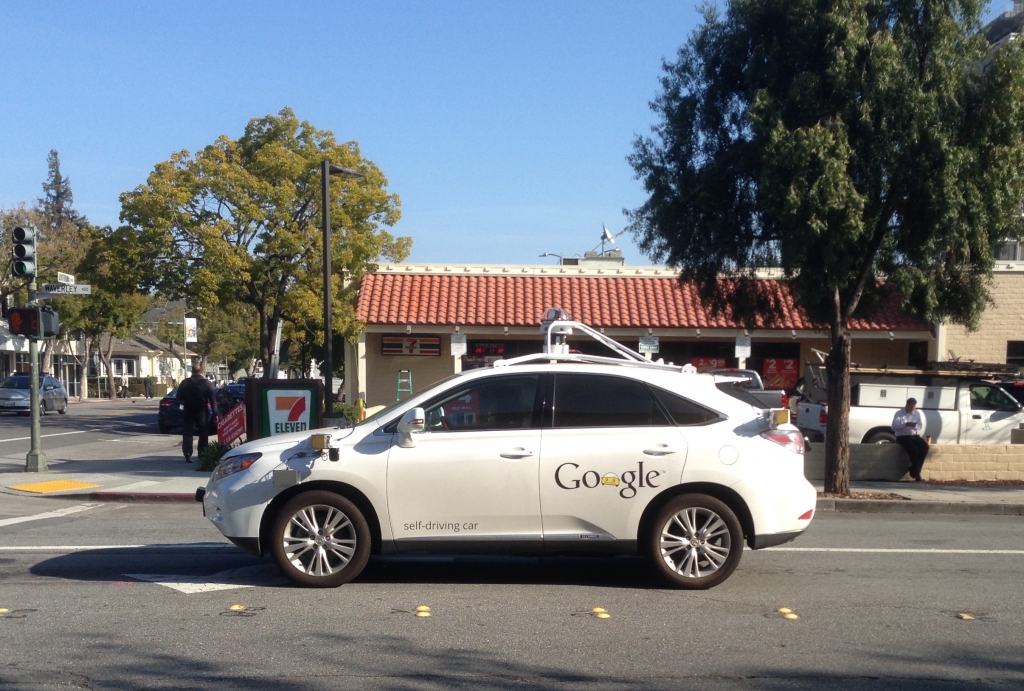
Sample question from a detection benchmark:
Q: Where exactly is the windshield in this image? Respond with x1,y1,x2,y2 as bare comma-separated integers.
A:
359,372,469,427
0,377,31,390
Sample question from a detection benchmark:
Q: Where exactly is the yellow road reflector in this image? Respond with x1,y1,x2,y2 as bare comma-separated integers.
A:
9,480,101,494
0,608,8,613
958,613,974,620
415,605,431,612
229,605,245,611
783,613,799,620
595,612,611,619
592,607,607,613
415,611,431,617
777,607,792,614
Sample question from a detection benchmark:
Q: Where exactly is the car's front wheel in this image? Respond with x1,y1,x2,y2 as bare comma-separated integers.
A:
648,494,744,590
270,491,371,588
57,397,68,414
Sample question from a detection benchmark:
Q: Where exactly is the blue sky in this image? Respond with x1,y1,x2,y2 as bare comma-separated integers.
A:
0,1,701,265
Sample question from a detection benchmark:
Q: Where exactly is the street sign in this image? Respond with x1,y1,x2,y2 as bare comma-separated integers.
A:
639,336,660,353
451,333,467,357
40,283,91,295
735,336,751,358
56,272,75,285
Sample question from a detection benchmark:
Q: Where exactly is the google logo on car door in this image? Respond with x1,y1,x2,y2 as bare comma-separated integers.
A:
268,391,311,434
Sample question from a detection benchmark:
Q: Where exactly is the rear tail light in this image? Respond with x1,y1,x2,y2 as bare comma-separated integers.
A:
760,429,805,454
780,392,788,409
798,509,814,520
819,405,828,424
160,399,174,406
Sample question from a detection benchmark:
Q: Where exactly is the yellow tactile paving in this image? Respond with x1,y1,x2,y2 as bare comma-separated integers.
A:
8,480,101,493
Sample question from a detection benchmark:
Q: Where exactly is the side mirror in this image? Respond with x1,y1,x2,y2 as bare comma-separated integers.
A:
397,407,425,448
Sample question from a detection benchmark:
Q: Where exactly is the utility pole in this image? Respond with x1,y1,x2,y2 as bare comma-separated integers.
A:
26,274,46,472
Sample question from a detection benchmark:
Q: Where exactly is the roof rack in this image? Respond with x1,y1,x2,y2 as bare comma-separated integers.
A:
491,307,694,374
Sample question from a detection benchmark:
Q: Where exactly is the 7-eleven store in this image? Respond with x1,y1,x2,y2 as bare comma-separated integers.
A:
346,264,934,408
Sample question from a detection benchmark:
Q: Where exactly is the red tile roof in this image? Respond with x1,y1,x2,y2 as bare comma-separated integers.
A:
357,272,929,332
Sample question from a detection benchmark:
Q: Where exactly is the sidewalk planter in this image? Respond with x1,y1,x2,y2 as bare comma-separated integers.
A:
804,444,1024,481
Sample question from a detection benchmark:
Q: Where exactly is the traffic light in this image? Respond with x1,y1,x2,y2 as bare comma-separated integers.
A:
12,226,36,277
8,306,59,338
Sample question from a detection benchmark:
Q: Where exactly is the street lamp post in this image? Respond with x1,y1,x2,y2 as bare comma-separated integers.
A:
321,161,364,418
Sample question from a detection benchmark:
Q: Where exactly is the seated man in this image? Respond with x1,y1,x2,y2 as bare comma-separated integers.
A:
892,397,928,481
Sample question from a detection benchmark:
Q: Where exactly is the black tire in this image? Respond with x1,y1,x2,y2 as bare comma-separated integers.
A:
158,423,171,434
57,397,68,414
865,431,897,444
648,494,744,590
270,491,371,588
39,401,46,417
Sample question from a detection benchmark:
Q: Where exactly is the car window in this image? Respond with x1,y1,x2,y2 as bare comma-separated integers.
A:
971,385,1020,412
650,386,722,425
422,374,541,432
552,374,669,428
0,378,30,389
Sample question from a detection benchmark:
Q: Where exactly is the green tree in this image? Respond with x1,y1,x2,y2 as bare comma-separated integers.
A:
629,0,1024,493
119,107,410,377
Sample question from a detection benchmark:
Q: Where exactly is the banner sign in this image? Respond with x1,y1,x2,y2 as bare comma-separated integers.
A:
184,317,198,343
692,357,727,371
763,358,799,389
262,388,316,436
244,378,324,442
217,402,246,446
382,336,440,356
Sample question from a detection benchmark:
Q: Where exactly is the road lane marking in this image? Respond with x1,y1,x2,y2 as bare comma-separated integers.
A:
764,547,1024,554
0,503,101,527
109,480,160,491
0,431,88,443
125,565,287,593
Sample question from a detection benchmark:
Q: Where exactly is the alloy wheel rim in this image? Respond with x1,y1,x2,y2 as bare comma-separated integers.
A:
660,507,731,578
282,504,357,577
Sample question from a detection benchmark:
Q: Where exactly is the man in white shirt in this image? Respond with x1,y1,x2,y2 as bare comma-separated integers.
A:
892,398,928,481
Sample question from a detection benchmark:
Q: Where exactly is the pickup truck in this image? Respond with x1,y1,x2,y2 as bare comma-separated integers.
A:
796,364,1024,444
707,369,788,409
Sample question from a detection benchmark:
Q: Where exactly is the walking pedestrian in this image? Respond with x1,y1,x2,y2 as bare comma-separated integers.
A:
892,398,929,481
144,376,153,399
175,364,218,464
120,371,129,398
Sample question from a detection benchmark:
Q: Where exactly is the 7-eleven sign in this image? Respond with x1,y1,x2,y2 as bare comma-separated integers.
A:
266,390,312,435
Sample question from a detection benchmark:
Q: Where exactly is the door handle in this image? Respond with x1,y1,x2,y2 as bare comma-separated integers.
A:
499,448,534,459
643,446,677,456
972,415,982,419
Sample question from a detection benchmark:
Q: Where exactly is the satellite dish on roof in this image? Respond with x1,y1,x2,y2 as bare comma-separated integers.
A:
599,224,628,255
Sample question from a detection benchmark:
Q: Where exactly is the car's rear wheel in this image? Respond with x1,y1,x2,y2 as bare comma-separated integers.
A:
271,491,370,588
648,494,743,590
158,422,171,434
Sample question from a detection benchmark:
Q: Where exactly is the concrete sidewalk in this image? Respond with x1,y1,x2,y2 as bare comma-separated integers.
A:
2,451,1024,514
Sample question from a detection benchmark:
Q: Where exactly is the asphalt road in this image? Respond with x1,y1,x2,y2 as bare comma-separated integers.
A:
0,398,170,472
1,497,1022,690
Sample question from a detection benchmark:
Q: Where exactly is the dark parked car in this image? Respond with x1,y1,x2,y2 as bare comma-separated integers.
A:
0,374,68,415
158,386,234,434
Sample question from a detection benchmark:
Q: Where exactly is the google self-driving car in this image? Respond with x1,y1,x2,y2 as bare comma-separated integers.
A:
198,310,816,590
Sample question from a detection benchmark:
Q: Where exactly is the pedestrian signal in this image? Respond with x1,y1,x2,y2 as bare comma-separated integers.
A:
7,306,59,338
12,226,36,277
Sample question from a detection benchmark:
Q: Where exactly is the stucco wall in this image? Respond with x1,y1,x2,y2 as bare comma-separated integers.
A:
798,338,913,369
943,270,1024,366
364,333,457,407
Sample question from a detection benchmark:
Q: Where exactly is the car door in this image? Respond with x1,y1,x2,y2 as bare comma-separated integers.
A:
539,373,690,549
41,377,56,409
964,383,1024,444
386,373,545,551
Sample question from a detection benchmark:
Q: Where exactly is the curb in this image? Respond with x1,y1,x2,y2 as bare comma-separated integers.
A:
816,498,1024,515
92,492,196,503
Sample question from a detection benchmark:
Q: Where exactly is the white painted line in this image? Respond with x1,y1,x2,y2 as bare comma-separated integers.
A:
764,547,1024,554
0,431,88,444
125,573,254,594
0,544,234,552
0,503,102,528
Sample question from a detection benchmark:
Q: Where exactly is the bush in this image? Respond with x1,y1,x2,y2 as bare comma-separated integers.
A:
196,442,231,471
331,402,361,425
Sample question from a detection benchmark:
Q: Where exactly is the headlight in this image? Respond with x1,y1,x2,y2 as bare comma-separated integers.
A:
210,453,262,482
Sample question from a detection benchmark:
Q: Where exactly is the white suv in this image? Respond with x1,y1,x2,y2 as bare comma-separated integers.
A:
199,314,816,590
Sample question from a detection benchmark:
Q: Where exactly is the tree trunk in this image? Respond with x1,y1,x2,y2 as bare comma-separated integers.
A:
99,336,117,401
75,336,92,401
41,340,54,377
823,324,852,494
258,306,271,377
